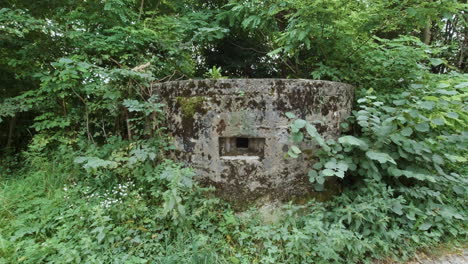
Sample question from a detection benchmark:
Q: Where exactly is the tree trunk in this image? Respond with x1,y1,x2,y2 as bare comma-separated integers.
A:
457,29,467,71
125,109,132,140
6,115,17,151
423,18,432,45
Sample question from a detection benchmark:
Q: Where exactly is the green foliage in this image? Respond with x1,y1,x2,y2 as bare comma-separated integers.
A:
220,0,466,79
0,148,221,263
2,150,465,263
286,72,467,258
176,96,206,119
205,66,228,79
289,72,467,189
0,0,467,263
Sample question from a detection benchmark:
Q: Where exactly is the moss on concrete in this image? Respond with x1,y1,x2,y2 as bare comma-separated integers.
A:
175,96,207,140
176,96,206,119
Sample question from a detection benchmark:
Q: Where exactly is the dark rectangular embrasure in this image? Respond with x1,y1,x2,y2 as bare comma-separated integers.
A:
219,137,265,158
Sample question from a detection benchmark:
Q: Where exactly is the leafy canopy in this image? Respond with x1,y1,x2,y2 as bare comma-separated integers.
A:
0,0,467,263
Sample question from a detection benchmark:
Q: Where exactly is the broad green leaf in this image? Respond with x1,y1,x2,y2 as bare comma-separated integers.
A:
324,160,337,169
58,58,74,64
431,118,445,126
429,58,444,66
388,166,403,177
336,161,348,171
290,145,301,154
287,150,298,158
446,112,459,119
312,162,323,170
401,127,413,137
366,151,396,164
340,122,349,130
316,176,325,185
322,169,335,176
335,170,345,178
338,136,368,150
414,122,430,132
419,101,435,110
436,89,457,95
454,82,468,88
432,154,444,165
305,123,318,137
453,186,465,195
308,169,317,178
285,112,296,119
418,222,432,231
293,119,307,129
410,84,423,89
391,202,403,215
393,100,406,106
439,207,464,220
292,132,304,143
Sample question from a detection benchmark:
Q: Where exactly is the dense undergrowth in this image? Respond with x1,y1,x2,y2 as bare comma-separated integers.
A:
1,136,464,264
1,73,466,263
1,0,467,263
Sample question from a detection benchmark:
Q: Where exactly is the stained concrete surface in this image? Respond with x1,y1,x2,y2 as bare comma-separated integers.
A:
156,79,354,206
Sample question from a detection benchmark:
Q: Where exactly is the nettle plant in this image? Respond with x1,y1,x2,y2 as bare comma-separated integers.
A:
287,73,467,196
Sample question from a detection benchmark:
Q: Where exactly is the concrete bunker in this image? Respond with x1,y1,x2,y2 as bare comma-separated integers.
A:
155,79,354,206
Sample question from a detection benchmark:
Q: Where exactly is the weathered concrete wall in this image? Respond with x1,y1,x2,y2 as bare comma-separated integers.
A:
155,79,354,206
